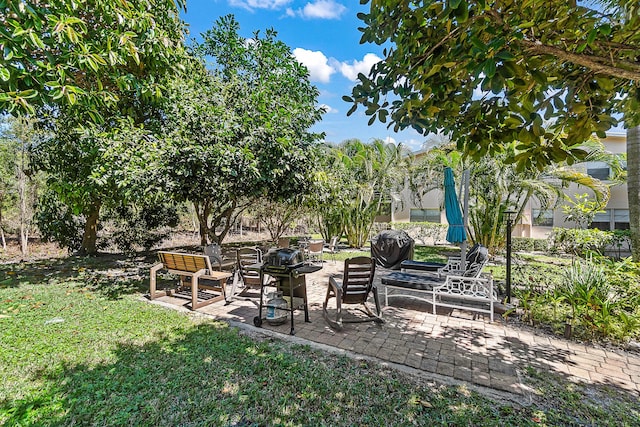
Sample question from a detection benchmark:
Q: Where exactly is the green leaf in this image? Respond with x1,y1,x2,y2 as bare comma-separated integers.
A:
3,46,14,60
595,77,614,91
504,117,522,128
572,103,586,114
484,61,496,78
518,127,531,142
18,89,38,99
599,23,611,36
0,67,10,81
496,50,515,61
28,31,45,49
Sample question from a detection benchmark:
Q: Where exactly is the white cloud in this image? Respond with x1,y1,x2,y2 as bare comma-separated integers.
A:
303,0,346,19
229,0,292,11
293,48,335,83
403,138,424,152
339,53,381,81
384,136,397,144
287,0,347,19
320,104,338,114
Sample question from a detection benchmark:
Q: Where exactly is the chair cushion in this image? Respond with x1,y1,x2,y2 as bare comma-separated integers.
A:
400,259,446,272
381,272,442,291
463,246,488,277
464,243,480,262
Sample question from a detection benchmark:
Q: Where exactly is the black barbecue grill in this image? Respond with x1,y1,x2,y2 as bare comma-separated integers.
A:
263,248,304,273
254,248,321,335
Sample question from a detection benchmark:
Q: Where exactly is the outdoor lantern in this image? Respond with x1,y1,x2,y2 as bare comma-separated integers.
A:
504,209,517,304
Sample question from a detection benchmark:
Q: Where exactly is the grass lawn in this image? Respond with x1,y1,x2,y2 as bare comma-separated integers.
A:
1,253,639,426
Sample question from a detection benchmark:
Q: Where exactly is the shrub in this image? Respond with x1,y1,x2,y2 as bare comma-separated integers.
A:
548,227,613,256
512,237,548,252
104,203,179,254
512,255,640,343
387,221,447,244
555,259,636,341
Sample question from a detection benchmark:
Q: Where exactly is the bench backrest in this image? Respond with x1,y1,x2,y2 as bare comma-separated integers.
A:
158,251,212,273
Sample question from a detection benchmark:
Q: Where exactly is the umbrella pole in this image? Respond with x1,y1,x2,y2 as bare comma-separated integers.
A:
460,169,470,270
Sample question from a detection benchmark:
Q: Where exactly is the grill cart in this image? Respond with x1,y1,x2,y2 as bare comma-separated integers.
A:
252,248,322,335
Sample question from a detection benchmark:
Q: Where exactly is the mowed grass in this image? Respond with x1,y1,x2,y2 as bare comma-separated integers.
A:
1,255,638,426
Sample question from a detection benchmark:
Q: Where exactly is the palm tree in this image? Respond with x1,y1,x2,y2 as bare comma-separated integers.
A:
411,140,614,252
314,139,412,248
628,126,640,261
341,139,413,247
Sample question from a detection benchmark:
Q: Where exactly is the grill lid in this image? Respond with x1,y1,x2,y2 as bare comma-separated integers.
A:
264,248,304,270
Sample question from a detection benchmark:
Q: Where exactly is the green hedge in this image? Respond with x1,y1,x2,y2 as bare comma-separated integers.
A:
386,222,448,243
512,237,548,252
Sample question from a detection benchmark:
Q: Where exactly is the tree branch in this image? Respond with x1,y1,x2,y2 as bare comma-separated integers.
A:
519,39,640,82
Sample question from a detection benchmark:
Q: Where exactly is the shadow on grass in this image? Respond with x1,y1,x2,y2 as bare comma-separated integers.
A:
0,322,542,427
0,251,161,299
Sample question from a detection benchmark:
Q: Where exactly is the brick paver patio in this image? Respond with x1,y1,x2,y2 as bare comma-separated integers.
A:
148,261,640,401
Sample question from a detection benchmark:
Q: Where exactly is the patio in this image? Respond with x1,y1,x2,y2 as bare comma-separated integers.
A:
148,261,640,401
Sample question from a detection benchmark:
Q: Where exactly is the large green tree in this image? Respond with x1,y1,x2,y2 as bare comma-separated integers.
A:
0,115,45,254
33,119,165,255
345,0,640,260
7,0,188,255
161,15,324,245
0,0,186,120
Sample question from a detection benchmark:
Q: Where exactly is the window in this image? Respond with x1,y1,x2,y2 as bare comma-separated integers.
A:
410,208,440,223
586,161,611,180
532,209,554,227
590,210,611,231
587,167,610,180
589,209,628,230
614,209,630,230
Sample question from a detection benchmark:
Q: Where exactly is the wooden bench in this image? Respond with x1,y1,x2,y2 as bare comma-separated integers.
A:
149,251,233,310
382,272,496,321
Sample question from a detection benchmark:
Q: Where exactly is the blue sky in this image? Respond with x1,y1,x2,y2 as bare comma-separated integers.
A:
181,0,427,151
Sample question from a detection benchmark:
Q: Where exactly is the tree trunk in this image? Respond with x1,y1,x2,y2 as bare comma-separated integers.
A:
18,151,28,255
193,201,210,246
80,203,101,256
0,226,5,251
628,126,640,262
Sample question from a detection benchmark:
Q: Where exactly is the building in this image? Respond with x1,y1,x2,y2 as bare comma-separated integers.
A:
391,132,629,240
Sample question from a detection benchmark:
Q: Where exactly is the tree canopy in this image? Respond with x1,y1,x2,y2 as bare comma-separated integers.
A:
161,15,324,245
0,0,186,120
345,0,640,170
346,0,640,261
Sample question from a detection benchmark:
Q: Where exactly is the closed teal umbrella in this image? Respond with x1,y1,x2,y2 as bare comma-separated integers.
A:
444,167,467,244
